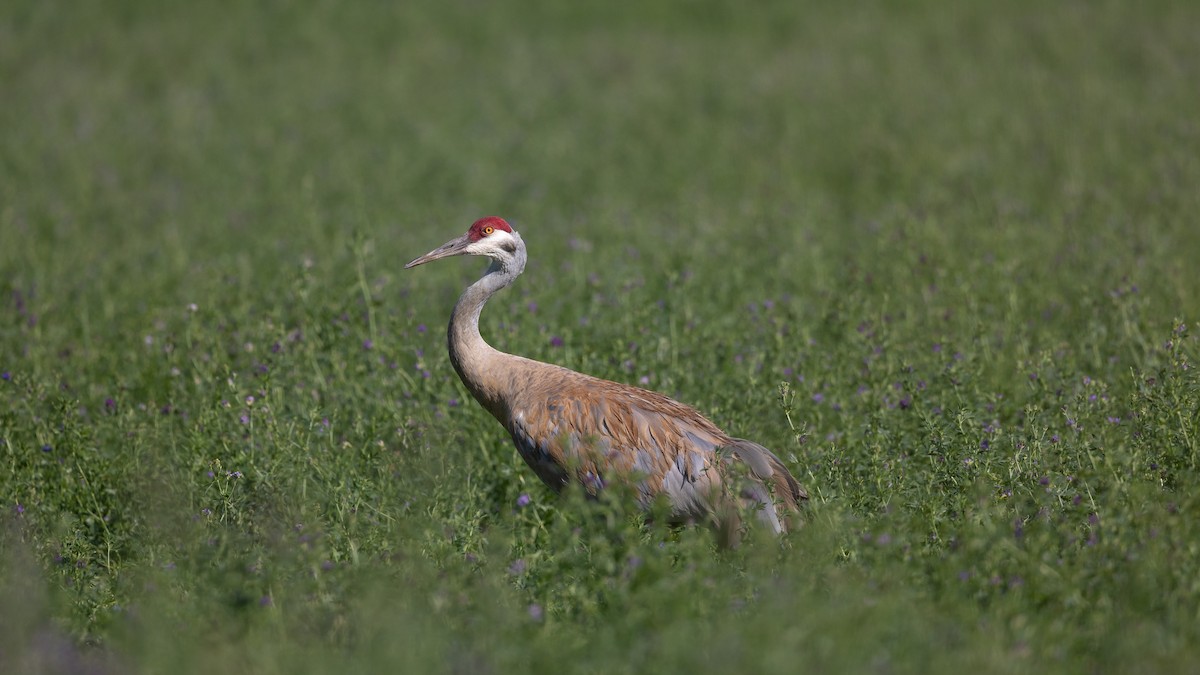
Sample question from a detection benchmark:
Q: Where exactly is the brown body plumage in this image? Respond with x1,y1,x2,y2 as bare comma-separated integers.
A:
407,217,807,540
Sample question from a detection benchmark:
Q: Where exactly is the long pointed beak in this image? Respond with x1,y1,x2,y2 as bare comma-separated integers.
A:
404,234,472,269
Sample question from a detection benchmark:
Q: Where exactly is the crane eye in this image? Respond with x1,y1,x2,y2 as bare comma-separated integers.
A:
483,226,494,235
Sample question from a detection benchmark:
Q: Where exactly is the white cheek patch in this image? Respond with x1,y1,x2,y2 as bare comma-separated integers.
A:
480,232,518,257
464,240,492,256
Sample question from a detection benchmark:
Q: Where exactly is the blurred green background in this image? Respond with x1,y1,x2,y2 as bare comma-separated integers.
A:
2,1,1199,672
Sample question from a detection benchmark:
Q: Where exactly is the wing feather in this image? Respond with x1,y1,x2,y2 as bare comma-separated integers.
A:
498,360,805,532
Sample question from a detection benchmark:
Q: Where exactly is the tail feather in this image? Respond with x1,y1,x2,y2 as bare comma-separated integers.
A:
723,439,808,533
766,450,808,509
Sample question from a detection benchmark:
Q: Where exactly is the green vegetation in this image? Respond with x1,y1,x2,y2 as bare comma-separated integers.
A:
3,0,1199,672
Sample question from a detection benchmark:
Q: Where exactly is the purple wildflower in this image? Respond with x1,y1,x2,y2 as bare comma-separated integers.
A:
508,559,527,576
811,392,825,404
528,603,543,621
1,372,9,381
416,323,427,333
362,339,374,350
549,335,564,347
516,493,532,508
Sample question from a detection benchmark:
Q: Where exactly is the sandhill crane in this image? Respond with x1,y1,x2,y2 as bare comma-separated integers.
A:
405,216,807,542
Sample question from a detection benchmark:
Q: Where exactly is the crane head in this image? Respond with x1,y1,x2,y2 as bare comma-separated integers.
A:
405,217,520,269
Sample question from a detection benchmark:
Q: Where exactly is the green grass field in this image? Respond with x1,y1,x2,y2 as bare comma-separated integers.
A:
3,1,1199,672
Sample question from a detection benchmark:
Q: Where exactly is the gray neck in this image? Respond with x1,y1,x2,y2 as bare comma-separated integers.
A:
446,234,526,417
